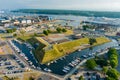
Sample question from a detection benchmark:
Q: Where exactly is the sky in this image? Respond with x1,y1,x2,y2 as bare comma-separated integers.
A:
0,0,120,11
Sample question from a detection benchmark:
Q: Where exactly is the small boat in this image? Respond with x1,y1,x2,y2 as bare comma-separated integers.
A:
44,68,52,72
54,60,57,63
77,58,81,61
29,62,33,65
88,53,93,57
78,49,81,51
47,63,50,65
92,53,95,55
71,61,77,66
37,67,41,70
68,63,74,67
64,66,71,71
20,53,25,57
74,59,80,63
50,61,54,64
20,53,24,56
96,49,101,53
62,69,68,73
30,51,32,54
82,55,88,58
32,65,36,68
60,57,63,60
24,57,28,60
63,56,66,59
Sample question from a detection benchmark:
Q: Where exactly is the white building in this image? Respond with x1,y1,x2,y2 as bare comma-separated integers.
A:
21,20,26,24
26,20,32,24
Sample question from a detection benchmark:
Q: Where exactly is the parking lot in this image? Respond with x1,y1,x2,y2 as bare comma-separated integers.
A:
0,54,26,75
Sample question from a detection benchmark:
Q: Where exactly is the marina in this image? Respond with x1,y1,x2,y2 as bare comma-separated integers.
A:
11,39,119,76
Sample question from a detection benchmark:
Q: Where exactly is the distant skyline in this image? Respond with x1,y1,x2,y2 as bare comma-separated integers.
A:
1,0,120,11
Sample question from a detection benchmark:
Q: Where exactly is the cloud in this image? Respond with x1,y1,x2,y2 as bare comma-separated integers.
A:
0,0,120,11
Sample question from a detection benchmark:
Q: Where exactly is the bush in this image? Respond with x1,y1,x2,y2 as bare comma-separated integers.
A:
6,28,17,33
56,27,62,33
47,29,51,33
86,59,97,69
82,25,89,30
43,30,49,36
106,68,120,80
96,58,108,67
62,28,67,32
89,38,97,45
102,66,108,74
107,48,118,68
13,33,17,37
79,76,84,80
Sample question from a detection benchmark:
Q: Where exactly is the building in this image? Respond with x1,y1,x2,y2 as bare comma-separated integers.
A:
39,16,52,21
13,20,20,24
0,17,10,23
0,27,6,33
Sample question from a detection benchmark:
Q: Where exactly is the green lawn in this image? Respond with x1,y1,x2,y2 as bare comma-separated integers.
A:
41,37,110,63
17,35,32,41
35,37,50,46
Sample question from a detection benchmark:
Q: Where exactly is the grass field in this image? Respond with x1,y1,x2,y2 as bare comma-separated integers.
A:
35,37,50,46
23,71,41,80
17,33,110,64
17,35,33,42
0,47,4,54
41,37,110,63
65,30,73,35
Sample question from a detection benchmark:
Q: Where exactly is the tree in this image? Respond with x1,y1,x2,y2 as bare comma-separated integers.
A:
47,29,51,33
82,25,89,30
6,28,17,33
106,77,115,80
13,33,17,37
66,23,68,26
89,38,97,46
56,27,62,33
79,76,84,80
34,33,38,37
110,59,118,68
29,76,34,80
102,66,108,74
108,48,118,58
4,76,15,80
43,30,48,36
62,28,67,32
106,68,120,80
86,59,97,69
107,48,118,68
20,29,26,36
89,38,97,53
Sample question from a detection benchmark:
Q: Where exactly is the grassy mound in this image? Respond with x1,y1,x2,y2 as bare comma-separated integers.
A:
41,37,110,63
